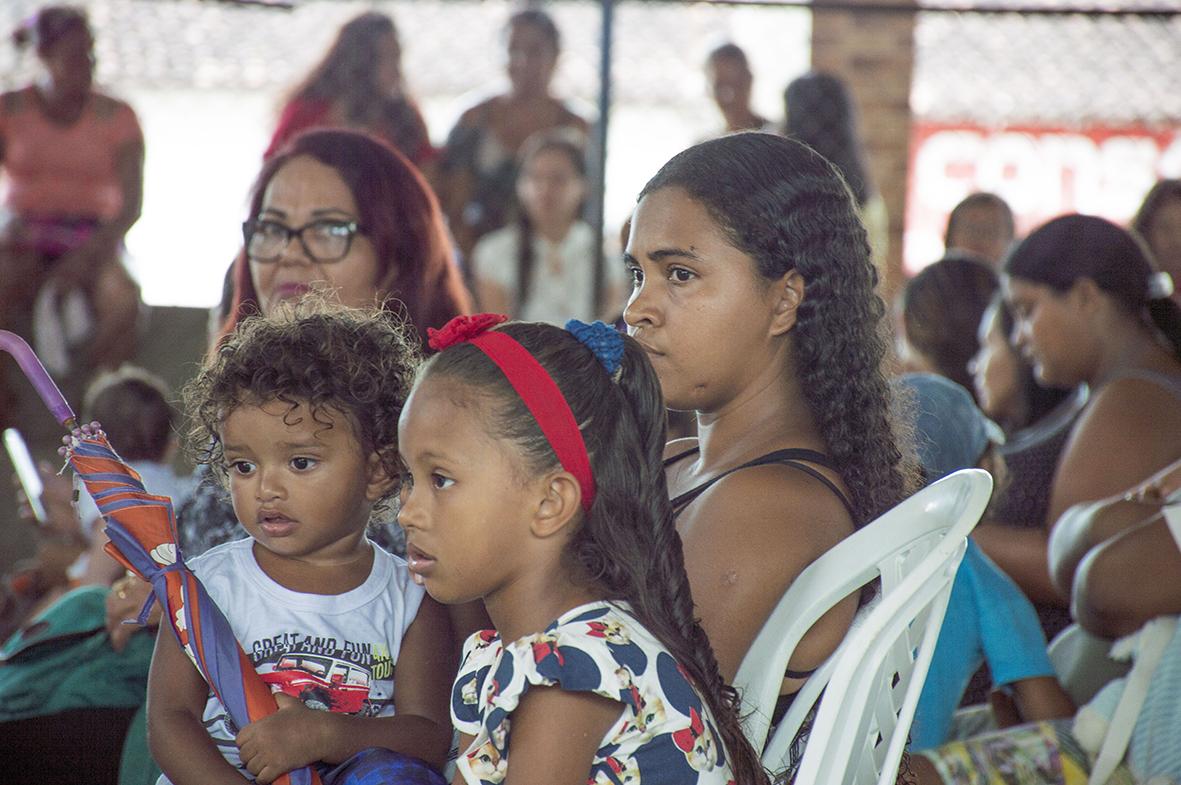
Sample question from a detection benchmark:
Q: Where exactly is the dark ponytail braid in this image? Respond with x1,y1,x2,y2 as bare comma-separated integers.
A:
426,322,769,785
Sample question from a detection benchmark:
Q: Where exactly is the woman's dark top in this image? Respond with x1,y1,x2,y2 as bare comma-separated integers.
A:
664,445,855,737
667,446,856,524
990,386,1088,640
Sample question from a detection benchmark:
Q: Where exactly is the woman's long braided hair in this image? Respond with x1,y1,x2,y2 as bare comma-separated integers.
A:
640,132,915,527
425,322,769,784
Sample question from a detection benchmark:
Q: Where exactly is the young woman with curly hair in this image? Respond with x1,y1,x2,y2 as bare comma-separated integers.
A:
624,132,917,778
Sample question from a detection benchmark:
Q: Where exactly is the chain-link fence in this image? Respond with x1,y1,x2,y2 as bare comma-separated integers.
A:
906,4,1181,269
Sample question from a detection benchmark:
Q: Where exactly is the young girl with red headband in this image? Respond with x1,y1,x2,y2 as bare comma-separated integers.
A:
398,314,768,785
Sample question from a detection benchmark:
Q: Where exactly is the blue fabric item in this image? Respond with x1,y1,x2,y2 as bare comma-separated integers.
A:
895,373,1002,480
1129,622,1181,781
321,748,446,785
565,319,624,376
911,541,1056,750
897,372,1052,751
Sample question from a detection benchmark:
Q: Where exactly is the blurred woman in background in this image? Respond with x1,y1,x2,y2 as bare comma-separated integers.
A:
472,130,623,323
972,214,1181,622
897,254,999,400
970,292,1082,639
264,11,433,168
1132,178,1181,308
784,71,887,267
435,9,588,259
0,5,143,396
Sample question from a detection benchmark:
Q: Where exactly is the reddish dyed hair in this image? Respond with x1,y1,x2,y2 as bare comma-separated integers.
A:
224,128,471,346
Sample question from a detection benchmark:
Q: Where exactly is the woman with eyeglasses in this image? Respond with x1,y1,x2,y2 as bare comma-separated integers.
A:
172,129,471,564
222,128,471,346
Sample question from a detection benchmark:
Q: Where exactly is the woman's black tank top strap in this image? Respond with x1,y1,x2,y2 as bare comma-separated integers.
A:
665,446,856,522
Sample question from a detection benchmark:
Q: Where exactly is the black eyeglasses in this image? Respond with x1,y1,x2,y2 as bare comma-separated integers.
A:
242,218,366,264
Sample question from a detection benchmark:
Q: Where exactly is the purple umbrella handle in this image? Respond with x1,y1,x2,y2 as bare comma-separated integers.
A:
0,330,77,429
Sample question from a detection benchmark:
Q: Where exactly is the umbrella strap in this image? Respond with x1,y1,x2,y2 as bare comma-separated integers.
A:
123,562,185,627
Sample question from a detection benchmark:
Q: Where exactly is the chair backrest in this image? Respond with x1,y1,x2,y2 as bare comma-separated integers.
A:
791,515,972,785
733,468,993,758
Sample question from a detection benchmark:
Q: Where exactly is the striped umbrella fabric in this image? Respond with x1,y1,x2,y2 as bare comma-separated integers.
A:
67,430,322,785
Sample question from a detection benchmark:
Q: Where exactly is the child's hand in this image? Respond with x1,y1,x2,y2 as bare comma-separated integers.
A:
236,692,328,784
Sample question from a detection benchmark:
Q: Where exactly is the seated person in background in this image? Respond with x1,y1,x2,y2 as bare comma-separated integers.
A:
472,130,624,324
263,12,434,168
0,5,143,416
944,192,1016,270
434,9,589,258
3,366,192,644
895,372,1074,751
1131,178,1181,309
971,214,1181,628
704,42,775,135
150,302,453,784
783,71,888,266
898,254,999,401
66,366,195,589
914,461,1181,785
970,292,1084,640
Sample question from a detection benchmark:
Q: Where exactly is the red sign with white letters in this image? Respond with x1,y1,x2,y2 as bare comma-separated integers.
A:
905,123,1181,274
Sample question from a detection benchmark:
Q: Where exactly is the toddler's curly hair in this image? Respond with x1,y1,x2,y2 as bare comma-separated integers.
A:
184,298,419,498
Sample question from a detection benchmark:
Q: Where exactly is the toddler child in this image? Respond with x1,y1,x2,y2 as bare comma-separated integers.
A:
397,314,768,785
148,302,453,785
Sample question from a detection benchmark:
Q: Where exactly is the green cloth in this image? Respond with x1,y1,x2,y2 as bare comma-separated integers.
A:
0,585,153,721
118,703,162,785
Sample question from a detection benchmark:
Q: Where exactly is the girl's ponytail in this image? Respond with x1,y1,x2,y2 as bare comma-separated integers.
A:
610,338,769,785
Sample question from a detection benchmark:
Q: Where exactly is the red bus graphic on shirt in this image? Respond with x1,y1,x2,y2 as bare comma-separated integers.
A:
262,653,372,714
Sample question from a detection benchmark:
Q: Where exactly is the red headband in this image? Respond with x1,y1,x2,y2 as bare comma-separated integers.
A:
428,315,596,512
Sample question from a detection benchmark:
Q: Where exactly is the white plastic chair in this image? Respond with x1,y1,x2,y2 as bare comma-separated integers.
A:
790,492,979,785
732,469,993,772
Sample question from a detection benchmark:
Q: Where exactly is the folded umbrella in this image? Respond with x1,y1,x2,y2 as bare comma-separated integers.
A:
1,329,320,785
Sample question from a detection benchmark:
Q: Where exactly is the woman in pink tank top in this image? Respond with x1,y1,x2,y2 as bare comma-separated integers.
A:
0,5,143,408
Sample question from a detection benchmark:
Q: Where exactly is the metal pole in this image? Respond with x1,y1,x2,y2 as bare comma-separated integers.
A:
589,0,615,319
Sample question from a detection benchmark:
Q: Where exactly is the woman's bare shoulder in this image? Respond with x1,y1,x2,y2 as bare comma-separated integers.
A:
683,461,855,555
1073,373,1181,445
1050,372,1181,520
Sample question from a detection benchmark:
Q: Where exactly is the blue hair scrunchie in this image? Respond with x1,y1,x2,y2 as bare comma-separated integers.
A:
565,319,625,380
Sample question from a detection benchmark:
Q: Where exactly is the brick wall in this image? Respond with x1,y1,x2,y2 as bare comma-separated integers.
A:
812,1,917,303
